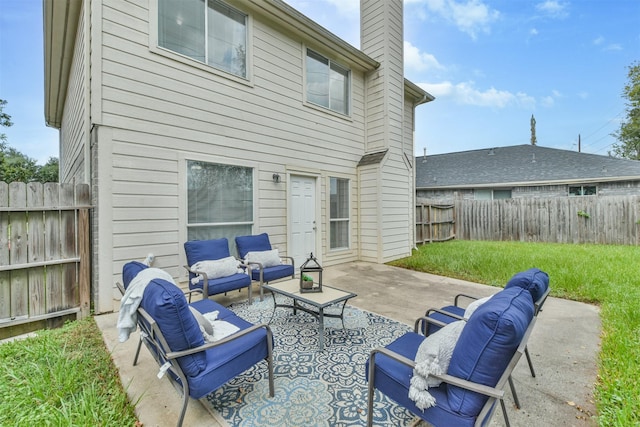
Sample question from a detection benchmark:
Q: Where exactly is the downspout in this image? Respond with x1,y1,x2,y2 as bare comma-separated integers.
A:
412,94,429,251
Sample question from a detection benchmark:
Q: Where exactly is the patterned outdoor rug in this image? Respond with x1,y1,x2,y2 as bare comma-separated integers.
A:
200,296,419,426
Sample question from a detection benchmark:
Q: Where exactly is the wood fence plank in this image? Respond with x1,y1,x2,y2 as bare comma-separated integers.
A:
8,182,28,318
60,184,77,310
78,209,90,317
27,183,46,316
0,182,9,320
44,183,63,312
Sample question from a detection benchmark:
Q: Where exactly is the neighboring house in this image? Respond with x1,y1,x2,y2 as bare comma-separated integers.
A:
416,144,640,202
43,0,433,313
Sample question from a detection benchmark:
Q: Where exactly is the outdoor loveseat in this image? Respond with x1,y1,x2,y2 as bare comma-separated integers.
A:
117,261,274,427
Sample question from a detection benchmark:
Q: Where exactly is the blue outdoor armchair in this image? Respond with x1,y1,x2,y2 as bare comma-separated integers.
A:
423,268,550,410
184,238,253,303
235,233,295,301
366,285,535,427
118,261,274,427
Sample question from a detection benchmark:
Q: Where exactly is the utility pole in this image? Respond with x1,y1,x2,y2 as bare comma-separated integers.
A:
578,134,581,152
530,114,537,145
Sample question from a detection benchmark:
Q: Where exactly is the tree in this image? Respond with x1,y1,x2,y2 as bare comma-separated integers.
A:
0,99,59,183
34,157,59,183
611,62,640,159
0,145,38,183
0,99,12,141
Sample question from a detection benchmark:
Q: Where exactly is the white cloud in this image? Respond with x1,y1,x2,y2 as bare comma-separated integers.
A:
604,43,622,51
577,91,589,100
541,96,555,107
535,1,569,19
592,36,622,52
404,41,445,72
420,0,500,39
530,28,539,36
418,81,537,109
324,0,359,14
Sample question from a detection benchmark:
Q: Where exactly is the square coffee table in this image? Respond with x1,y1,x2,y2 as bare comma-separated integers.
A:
261,279,357,351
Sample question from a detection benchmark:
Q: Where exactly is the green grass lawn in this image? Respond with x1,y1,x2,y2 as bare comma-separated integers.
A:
390,240,640,427
0,317,137,426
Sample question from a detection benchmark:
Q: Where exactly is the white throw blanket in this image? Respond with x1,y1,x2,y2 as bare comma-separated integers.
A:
409,296,492,410
117,268,174,342
201,311,240,342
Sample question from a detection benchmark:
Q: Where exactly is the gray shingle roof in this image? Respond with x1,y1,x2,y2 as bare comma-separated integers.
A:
415,144,640,189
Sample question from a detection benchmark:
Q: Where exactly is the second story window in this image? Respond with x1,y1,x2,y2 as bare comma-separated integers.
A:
306,49,350,115
158,0,247,78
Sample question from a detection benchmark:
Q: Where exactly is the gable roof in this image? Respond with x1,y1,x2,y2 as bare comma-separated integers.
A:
416,144,640,189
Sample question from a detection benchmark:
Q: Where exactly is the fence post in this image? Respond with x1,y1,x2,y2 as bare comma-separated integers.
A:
78,208,91,318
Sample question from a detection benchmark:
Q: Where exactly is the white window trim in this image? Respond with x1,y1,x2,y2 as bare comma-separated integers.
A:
303,46,352,118
178,154,259,268
149,0,254,86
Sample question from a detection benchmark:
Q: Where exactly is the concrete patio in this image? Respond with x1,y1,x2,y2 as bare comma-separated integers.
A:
97,262,600,426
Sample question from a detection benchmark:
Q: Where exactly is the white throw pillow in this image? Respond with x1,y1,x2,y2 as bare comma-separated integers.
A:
245,249,282,268
464,295,492,320
191,256,239,280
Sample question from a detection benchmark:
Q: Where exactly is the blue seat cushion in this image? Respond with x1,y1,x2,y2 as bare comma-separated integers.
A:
251,264,294,282
235,233,272,259
189,272,251,293
190,299,238,321
140,278,207,378
187,314,270,398
504,268,549,303
447,286,534,417
366,332,477,427
184,238,231,266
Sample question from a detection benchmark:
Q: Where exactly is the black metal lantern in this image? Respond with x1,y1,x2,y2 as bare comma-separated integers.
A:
299,252,322,293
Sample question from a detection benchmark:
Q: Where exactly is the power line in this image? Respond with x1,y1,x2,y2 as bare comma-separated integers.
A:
580,109,625,150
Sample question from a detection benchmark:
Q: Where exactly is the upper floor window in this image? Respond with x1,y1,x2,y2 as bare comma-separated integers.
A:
158,0,247,78
306,49,350,115
569,185,596,196
330,177,350,249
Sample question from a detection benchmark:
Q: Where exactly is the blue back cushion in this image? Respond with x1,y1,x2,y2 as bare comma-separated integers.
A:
504,268,549,303
122,261,148,289
235,233,272,259
447,286,534,416
184,238,231,266
140,277,206,378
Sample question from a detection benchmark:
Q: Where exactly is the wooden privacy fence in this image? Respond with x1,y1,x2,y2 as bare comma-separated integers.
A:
416,203,456,243
454,196,640,245
0,182,91,339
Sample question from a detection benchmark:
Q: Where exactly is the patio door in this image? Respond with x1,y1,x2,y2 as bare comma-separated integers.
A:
290,175,316,269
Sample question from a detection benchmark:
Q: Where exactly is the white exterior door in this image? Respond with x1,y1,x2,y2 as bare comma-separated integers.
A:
290,175,316,269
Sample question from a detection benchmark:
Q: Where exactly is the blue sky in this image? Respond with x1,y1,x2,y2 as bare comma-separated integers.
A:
0,0,638,165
